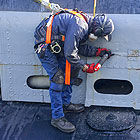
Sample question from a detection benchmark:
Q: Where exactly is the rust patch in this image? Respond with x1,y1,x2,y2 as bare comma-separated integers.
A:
128,50,139,57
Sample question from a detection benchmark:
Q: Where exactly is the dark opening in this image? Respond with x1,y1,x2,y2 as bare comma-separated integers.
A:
94,79,133,95
27,75,50,89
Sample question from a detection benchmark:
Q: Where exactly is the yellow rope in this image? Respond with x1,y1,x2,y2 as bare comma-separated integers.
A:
34,0,52,10
93,0,97,17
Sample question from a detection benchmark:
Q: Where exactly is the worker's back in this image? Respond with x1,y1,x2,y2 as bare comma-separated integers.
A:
34,12,89,46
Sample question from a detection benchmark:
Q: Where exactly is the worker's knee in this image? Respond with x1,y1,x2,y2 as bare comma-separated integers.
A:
50,69,64,92
52,69,64,84
50,81,63,92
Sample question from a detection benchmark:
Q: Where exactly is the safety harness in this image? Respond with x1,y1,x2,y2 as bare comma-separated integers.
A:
45,9,87,85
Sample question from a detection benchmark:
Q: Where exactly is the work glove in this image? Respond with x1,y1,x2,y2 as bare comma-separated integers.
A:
96,48,112,58
34,0,49,5
34,0,61,13
82,63,95,73
50,3,61,12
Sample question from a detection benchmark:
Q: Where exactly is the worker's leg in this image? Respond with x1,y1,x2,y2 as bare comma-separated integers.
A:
57,58,85,112
57,57,72,105
62,84,85,113
49,70,65,119
61,64,81,105
37,48,75,132
37,46,76,133
62,85,72,105
62,65,85,112
37,47,64,119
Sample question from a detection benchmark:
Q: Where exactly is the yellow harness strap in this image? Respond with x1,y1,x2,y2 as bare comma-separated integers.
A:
69,11,85,21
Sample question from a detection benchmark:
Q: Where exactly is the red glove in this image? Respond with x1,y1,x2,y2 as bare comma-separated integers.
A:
96,48,112,58
82,63,95,73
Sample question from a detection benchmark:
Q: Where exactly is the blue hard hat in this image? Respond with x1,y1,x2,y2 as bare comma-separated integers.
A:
91,14,114,41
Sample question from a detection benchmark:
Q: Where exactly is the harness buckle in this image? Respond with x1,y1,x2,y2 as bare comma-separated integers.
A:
50,41,61,54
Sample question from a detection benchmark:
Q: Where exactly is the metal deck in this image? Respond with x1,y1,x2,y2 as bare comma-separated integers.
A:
0,98,140,140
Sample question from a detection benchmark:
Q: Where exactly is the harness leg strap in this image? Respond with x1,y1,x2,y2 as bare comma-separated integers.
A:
65,60,71,85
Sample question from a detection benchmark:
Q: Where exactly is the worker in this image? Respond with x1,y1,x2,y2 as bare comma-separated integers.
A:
34,9,114,133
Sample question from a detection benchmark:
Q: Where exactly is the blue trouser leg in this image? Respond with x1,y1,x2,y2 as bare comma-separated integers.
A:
57,57,73,106
37,45,79,119
37,48,64,119
37,47,66,119
62,85,72,105
49,89,64,119
61,64,80,106
49,81,64,119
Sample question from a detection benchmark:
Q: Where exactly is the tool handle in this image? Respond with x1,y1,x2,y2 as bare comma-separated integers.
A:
94,54,109,71
98,54,109,65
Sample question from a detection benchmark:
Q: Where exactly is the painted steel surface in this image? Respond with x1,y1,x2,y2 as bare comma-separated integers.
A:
0,12,140,109
85,14,140,109
0,11,86,104
0,12,51,103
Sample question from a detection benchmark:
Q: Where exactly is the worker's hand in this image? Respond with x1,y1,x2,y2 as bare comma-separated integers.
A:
96,48,112,58
82,63,95,73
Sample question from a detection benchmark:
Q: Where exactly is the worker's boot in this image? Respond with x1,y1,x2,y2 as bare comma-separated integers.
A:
63,103,85,113
51,117,76,133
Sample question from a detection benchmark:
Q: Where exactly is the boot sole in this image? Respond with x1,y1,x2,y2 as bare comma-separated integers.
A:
64,108,85,113
51,122,76,133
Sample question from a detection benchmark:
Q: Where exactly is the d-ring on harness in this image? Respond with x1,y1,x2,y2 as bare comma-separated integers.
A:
50,41,62,54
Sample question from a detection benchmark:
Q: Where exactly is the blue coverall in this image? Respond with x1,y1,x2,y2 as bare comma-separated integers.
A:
34,12,97,119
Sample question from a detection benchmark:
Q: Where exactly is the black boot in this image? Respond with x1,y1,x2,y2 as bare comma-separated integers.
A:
63,103,85,113
51,117,76,133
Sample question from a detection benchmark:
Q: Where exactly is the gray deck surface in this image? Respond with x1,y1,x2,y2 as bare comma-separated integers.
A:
0,97,140,140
